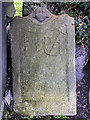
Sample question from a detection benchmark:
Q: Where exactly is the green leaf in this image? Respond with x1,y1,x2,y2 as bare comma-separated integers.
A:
83,34,88,37
82,37,85,41
83,16,89,22
8,115,11,118
23,116,29,119
78,19,82,23
83,25,87,29
14,0,23,17
77,27,80,30
30,115,33,118
79,31,83,37
82,22,86,26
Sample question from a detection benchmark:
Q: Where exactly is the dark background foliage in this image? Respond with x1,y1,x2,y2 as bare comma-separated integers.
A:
47,2,90,47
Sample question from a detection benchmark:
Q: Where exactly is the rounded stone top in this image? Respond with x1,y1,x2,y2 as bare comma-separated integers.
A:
30,6,52,22
7,5,16,18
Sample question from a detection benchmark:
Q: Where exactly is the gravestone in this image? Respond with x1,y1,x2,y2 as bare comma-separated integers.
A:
10,7,76,116
6,1,15,26
0,2,7,119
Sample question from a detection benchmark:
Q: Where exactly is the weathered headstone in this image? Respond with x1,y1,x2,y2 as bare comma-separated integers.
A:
11,7,76,116
6,1,15,26
0,2,7,119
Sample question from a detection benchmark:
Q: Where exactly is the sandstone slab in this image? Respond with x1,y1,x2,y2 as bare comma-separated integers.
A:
11,10,76,116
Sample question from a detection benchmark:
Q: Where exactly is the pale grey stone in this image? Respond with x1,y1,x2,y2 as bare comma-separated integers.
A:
30,6,52,22
6,2,16,25
0,2,7,119
0,3,3,119
75,46,88,82
10,7,76,116
6,2,16,17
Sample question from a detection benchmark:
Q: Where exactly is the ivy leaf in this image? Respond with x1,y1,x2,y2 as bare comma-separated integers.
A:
8,115,11,118
79,31,83,37
82,22,86,26
30,115,33,118
82,37,85,41
83,34,88,37
78,19,82,23
83,25,87,29
83,16,89,22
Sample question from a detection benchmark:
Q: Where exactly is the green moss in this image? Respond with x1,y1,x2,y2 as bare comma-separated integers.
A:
14,0,23,17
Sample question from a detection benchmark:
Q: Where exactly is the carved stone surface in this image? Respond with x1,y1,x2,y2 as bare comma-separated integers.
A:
11,8,76,116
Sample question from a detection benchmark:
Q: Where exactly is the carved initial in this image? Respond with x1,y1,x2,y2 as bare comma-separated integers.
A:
44,29,67,56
